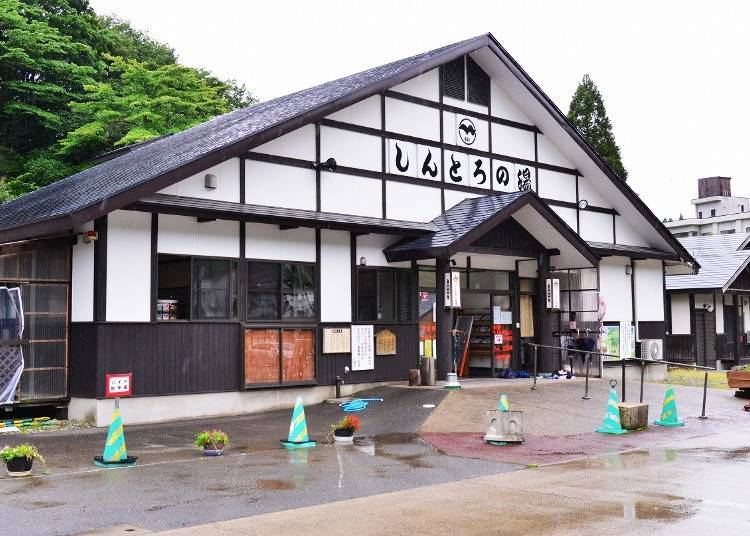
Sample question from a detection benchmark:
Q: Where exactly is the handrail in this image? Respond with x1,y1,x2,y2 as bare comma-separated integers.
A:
522,341,713,419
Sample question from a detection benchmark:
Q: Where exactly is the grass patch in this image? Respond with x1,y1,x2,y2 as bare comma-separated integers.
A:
658,368,729,390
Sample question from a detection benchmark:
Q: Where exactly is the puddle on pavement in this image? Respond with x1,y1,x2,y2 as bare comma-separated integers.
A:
256,478,295,491
353,433,433,469
678,446,750,460
624,500,698,521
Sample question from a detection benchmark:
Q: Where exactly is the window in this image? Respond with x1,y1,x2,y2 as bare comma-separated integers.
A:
720,229,736,235
442,55,490,106
247,261,314,321
466,270,510,291
741,205,745,212
157,255,238,320
698,211,703,219
357,268,413,322
244,327,315,385
711,209,716,217
193,258,237,319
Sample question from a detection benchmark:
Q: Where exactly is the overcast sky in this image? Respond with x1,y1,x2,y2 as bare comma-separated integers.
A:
89,0,749,219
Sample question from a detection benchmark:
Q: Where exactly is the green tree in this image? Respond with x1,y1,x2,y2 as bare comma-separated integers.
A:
567,74,628,181
58,55,239,161
0,0,255,200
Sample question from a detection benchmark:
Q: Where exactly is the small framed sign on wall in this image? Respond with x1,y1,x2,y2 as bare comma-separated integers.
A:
323,328,351,354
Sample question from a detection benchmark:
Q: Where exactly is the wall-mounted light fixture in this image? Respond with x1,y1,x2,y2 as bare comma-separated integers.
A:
82,230,98,244
703,303,714,313
312,157,337,172
204,173,218,189
577,199,589,210
359,256,367,266
625,265,632,275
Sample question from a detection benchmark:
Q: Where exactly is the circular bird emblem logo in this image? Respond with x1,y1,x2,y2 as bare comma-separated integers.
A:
458,118,476,145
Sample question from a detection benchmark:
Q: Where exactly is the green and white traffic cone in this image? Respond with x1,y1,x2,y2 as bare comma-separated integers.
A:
596,388,628,435
653,385,685,427
499,393,510,412
280,397,316,449
94,400,137,467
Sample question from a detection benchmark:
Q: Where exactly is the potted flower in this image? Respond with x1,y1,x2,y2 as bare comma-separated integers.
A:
1,444,44,477
331,415,361,444
194,430,229,456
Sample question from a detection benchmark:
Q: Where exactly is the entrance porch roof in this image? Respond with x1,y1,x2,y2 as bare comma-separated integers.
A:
383,191,599,268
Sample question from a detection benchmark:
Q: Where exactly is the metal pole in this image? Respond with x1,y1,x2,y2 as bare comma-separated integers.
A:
531,345,538,390
699,371,708,419
621,358,626,402
639,362,645,403
582,353,591,400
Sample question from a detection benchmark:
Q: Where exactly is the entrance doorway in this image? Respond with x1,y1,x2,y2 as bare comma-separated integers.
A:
459,292,514,377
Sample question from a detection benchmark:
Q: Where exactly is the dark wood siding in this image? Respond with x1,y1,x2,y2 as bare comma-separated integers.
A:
69,322,242,398
638,321,665,340
472,217,545,252
69,323,98,398
666,334,694,363
316,323,416,385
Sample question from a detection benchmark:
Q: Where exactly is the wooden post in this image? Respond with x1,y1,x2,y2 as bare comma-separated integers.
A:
435,258,453,381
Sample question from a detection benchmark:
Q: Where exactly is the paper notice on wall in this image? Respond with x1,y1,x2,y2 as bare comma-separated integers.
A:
620,321,635,359
351,325,374,371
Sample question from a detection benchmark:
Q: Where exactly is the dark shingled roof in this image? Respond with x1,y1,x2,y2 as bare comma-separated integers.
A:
0,35,488,240
134,194,437,235
384,191,599,264
586,242,682,261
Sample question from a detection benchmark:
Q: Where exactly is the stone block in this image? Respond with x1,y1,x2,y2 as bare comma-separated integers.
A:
617,402,649,430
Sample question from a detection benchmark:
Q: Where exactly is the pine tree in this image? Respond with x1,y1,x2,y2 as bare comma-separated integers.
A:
567,74,628,181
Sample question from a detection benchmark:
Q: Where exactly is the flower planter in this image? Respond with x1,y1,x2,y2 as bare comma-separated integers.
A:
6,457,33,477
334,429,354,444
726,370,750,390
202,441,225,456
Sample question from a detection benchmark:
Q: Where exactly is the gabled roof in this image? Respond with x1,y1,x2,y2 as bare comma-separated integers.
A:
0,32,697,270
666,252,750,292
666,233,750,292
384,191,599,266
678,232,750,253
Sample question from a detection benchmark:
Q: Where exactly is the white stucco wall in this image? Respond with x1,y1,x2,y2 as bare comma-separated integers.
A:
250,124,316,160
245,161,316,211
71,222,94,322
356,234,409,268
670,294,691,335
325,95,381,129
158,215,239,258
321,173,382,217
385,181,442,222
579,211,614,243
106,210,151,321
320,230,351,322
634,259,665,322
599,256,633,323
245,223,316,262
158,158,240,202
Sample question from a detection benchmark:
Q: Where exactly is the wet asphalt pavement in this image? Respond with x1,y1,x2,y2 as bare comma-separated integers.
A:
164,428,750,535
0,387,518,535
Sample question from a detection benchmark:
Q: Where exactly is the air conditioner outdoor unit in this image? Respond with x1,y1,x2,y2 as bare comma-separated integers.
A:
640,339,664,360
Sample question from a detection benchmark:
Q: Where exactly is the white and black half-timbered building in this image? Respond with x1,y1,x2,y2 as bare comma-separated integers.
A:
0,34,697,424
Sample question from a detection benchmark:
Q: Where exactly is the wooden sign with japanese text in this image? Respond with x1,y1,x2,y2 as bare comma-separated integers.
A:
375,329,397,356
